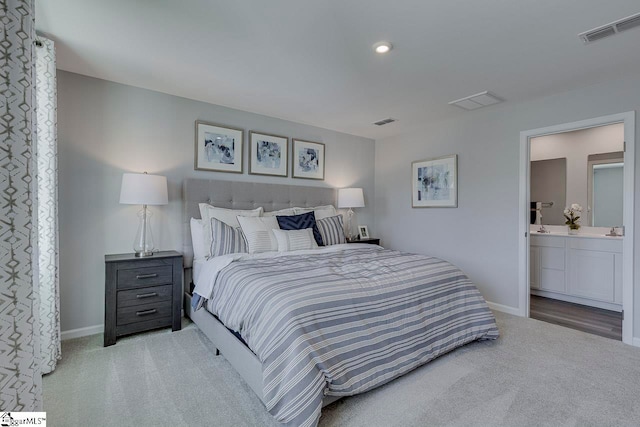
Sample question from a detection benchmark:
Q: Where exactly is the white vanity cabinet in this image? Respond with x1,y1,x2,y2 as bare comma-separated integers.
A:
530,234,622,311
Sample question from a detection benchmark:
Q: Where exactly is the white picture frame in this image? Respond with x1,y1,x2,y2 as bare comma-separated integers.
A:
195,120,243,173
292,139,325,180
249,131,288,177
412,154,458,208
358,225,369,239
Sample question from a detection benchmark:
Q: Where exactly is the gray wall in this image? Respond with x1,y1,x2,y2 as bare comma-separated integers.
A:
57,71,375,334
374,73,640,340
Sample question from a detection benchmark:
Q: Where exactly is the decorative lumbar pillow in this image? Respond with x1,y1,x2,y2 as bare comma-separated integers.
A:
273,228,318,252
262,207,297,217
317,215,346,246
293,205,337,221
210,217,247,257
276,211,324,246
237,216,280,254
198,204,262,258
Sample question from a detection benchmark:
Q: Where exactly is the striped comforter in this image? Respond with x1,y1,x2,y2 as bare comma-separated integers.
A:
194,245,499,427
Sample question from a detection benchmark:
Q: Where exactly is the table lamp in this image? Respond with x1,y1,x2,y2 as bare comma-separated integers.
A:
338,187,365,241
119,172,168,257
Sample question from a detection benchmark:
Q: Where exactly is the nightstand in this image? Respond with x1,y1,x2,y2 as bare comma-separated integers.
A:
347,238,380,245
104,250,182,346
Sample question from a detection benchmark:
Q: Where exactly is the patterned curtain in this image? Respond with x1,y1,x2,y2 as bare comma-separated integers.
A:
35,36,60,375
0,0,43,410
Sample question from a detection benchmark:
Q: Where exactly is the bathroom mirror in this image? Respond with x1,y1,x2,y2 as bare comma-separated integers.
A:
530,158,566,225
530,123,624,227
587,153,623,227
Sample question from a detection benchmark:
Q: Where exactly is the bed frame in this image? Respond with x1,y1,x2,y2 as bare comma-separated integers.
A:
182,178,341,407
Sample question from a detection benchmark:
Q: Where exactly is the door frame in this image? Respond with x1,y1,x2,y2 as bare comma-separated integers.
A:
518,111,635,345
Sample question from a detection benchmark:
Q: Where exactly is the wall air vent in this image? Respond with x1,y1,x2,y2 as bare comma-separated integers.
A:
579,12,640,44
448,91,503,111
373,118,396,126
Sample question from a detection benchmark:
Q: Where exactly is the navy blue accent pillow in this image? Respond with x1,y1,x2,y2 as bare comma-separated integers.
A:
276,211,324,246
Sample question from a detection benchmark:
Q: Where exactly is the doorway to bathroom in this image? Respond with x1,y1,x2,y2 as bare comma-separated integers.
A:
519,112,635,344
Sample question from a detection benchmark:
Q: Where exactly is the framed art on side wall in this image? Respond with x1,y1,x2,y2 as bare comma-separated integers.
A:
195,120,243,173
292,139,325,180
249,131,288,177
412,154,457,208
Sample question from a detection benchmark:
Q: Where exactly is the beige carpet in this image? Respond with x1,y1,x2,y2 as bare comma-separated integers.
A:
44,312,640,426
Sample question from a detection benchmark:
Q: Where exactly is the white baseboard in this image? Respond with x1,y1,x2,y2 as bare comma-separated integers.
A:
61,311,185,341
486,301,522,316
632,337,640,348
61,324,104,341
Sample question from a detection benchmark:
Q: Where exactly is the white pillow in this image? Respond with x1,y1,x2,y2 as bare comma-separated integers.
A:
237,216,280,254
190,218,207,261
273,228,318,252
293,205,337,220
262,207,297,217
198,204,263,258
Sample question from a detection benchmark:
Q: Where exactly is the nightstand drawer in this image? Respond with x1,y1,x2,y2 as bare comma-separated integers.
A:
117,284,173,308
117,265,173,289
348,238,380,245
117,301,172,326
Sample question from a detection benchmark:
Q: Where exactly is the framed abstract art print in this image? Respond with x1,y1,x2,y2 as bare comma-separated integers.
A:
292,139,325,180
195,120,243,173
412,154,457,208
249,131,288,177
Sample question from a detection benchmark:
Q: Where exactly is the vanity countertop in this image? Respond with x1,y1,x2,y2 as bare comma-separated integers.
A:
529,225,622,240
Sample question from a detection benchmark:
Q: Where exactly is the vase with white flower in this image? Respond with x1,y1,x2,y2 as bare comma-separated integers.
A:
564,203,582,235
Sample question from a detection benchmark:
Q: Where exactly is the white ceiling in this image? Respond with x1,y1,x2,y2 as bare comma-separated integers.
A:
36,0,640,140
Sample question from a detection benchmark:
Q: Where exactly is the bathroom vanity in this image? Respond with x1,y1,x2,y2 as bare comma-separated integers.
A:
530,227,622,312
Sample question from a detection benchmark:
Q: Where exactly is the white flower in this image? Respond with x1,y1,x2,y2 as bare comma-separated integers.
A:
571,203,582,212
563,208,570,215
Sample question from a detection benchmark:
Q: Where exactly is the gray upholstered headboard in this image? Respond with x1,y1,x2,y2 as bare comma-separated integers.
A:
182,178,337,267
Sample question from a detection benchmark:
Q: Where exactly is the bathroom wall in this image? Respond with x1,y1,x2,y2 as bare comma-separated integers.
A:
530,123,624,224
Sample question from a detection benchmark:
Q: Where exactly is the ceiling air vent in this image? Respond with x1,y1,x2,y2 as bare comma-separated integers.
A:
448,91,503,111
579,12,640,44
582,26,616,43
616,13,640,32
373,118,396,126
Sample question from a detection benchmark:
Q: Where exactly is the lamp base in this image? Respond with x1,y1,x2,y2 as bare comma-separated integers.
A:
345,208,356,241
133,205,156,257
134,250,154,258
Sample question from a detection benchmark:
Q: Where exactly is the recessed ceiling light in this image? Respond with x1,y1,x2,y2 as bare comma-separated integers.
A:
373,41,393,54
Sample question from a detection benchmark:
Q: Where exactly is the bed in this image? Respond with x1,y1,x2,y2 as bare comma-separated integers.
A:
183,179,499,427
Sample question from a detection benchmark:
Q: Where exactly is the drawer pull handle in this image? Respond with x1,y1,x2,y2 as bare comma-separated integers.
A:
136,273,158,279
136,292,158,299
136,309,157,316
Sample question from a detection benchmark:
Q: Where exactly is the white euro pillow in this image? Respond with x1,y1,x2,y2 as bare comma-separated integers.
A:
293,205,337,220
262,207,297,217
237,216,280,254
273,228,318,252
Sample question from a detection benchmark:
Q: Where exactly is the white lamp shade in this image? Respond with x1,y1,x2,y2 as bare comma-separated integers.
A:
338,188,365,208
119,173,168,205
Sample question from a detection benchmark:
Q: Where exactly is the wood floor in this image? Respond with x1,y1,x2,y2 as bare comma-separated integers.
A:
530,295,622,341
